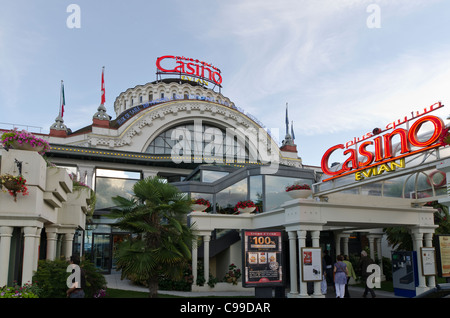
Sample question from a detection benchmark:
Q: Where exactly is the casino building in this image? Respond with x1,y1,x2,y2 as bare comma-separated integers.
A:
1,56,449,297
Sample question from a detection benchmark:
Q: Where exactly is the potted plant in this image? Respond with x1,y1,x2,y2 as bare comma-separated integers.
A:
0,174,29,201
223,263,241,285
285,183,313,199
191,198,211,212
234,200,257,214
1,128,50,154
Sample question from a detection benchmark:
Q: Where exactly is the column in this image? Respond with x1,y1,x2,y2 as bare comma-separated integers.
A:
297,230,308,297
334,233,341,256
46,227,58,260
192,235,198,286
288,231,298,297
63,231,75,259
375,235,385,281
142,170,158,179
33,227,42,273
22,227,37,285
424,232,436,288
411,230,428,293
368,235,376,261
311,230,324,298
203,234,211,285
0,226,14,286
342,235,349,257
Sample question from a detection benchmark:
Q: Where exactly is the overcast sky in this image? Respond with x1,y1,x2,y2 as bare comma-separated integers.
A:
1,0,450,165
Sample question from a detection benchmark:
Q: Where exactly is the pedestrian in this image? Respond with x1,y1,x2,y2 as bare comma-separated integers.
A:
66,254,86,298
359,251,376,298
333,254,348,298
343,255,356,298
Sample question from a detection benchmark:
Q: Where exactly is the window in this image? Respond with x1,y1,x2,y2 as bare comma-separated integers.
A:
265,176,312,211
94,169,141,210
215,179,247,214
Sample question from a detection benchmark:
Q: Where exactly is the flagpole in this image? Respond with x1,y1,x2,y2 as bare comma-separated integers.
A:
60,80,65,118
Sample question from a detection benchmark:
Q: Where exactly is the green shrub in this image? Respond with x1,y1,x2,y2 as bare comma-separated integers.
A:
33,257,107,298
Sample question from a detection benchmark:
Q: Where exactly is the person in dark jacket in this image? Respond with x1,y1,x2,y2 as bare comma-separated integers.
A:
359,251,376,298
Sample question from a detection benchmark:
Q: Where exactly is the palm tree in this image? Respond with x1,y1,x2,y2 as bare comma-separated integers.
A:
109,176,194,298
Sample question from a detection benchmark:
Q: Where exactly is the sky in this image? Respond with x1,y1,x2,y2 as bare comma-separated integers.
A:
1,0,450,166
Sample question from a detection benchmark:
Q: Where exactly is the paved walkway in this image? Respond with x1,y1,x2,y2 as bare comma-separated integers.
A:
104,272,402,298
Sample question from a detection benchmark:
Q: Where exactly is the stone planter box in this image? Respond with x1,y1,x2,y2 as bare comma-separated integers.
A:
45,167,73,206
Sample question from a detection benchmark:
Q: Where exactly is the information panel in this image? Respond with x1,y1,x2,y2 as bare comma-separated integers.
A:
436,235,450,278
242,230,283,287
301,247,323,282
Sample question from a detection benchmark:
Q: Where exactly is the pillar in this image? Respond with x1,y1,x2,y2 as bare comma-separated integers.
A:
411,230,428,293
424,232,436,288
33,227,42,273
192,235,198,286
297,230,308,297
0,226,14,286
368,235,376,261
77,164,95,188
22,226,37,285
203,235,211,284
63,231,75,259
288,231,298,297
46,227,58,260
311,230,324,298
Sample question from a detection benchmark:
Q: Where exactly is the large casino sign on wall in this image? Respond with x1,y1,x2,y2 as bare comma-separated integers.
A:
321,102,447,182
156,55,222,87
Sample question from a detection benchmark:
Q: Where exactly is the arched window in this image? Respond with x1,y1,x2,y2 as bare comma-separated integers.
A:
145,122,251,161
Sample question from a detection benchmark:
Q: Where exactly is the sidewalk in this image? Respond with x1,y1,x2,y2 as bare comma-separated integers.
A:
104,272,402,298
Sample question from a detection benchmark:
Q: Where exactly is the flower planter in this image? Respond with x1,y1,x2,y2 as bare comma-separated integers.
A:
3,180,23,192
238,207,256,214
12,140,45,153
287,189,313,199
191,204,208,212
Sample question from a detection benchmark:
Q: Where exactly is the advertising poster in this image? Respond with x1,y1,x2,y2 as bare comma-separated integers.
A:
436,235,450,278
301,247,323,282
242,230,283,287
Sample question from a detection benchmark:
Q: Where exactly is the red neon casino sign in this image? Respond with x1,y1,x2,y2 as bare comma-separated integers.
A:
321,102,446,182
156,55,222,87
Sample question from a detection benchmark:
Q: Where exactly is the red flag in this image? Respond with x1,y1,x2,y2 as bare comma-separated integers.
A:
60,80,65,118
101,66,105,105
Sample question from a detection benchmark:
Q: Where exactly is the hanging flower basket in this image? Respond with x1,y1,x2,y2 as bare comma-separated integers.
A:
0,174,29,201
1,128,50,155
286,184,312,199
191,198,211,212
234,200,257,214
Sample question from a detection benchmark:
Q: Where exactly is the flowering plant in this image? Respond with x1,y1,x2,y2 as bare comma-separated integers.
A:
192,198,211,207
439,127,450,145
0,174,29,201
285,183,311,192
94,289,107,298
1,128,50,154
234,200,257,212
223,263,241,285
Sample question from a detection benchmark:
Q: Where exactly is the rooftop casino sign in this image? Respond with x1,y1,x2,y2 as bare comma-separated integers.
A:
156,55,222,87
321,102,446,182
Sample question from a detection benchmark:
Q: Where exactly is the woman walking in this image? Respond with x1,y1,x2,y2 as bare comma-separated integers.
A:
333,255,348,298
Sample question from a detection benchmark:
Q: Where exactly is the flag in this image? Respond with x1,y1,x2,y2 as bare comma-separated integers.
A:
101,66,106,105
291,121,295,140
60,80,65,118
285,102,289,135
